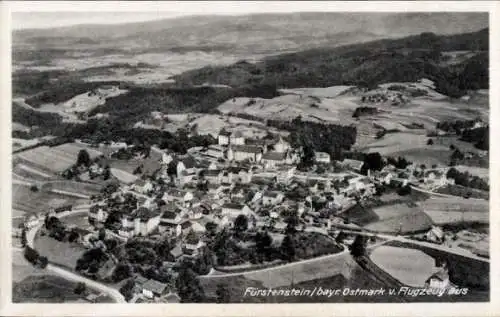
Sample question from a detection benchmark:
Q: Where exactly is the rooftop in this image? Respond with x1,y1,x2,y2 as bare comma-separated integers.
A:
231,145,262,154
262,151,286,161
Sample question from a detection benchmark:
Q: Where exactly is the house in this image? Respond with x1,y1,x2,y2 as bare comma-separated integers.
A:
227,145,263,163
203,169,224,184
315,152,331,164
273,136,290,153
262,191,285,206
176,156,198,177
341,159,365,173
133,179,154,194
206,145,225,159
161,152,173,165
221,203,253,220
158,204,186,236
261,151,287,168
162,189,193,207
426,226,444,244
229,131,245,145
188,206,204,220
132,207,161,236
88,205,108,224
227,166,252,184
277,166,295,184
424,170,448,187
376,171,393,185
24,212,40,230
425,269,450,290
142,279,169,299
218,130,232,146
182,230,206,257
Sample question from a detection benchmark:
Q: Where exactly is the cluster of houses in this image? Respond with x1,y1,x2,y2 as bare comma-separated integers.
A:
83,129,392,262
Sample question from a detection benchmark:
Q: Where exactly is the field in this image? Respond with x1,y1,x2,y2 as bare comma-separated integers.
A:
61,212,93,229
435,184,489,200
390,148,452,166
14,143,103,174
421,197,489,225
342,203,433,234
41,180,103,196
13,274,83,303
12,184,88,214
34,234,87,269
369,246,436,287
385,240,489,292
454,165,489,180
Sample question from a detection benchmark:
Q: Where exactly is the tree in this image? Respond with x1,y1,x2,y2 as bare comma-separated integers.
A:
74,282,86,295
205,222,218,237
427,138,434,145
335,231,347,244
349,235,367,257
216,284,231,303
234,214,249,233
98,228,106,241
284,210,299,234
30,184,39,192
38,256,49,268
119,279,135,301
21,229,27,247
176,266,206,303
77,149,91,167
102,166,111,180
280,234,296,262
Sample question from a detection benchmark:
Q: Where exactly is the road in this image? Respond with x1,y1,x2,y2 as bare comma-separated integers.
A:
336,228,489,263
21,206,127,303
201,238,390,279
47,264,126,303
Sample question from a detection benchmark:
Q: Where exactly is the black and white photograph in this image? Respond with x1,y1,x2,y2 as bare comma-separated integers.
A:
1,1,496,315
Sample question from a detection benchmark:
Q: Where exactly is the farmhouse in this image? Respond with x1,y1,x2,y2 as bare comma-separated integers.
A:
218,130,232,146
424,170,449,187
88,204,109,224
23,212,40,230
341,159,364,173
261,151,287,168
425,269,450,290
315,152,331,164
227,145,263,163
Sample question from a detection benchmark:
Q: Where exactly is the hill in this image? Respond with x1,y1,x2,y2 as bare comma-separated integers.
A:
173,28,488,98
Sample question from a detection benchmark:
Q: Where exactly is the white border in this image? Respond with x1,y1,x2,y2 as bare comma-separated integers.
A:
1,2,499,316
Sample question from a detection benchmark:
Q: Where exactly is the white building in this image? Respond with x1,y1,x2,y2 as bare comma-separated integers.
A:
218,130,232,146
221,203,253,220
314,152,331,164
261,151,287,168
273,136,290,153
227,145,263,163
229,131,245,145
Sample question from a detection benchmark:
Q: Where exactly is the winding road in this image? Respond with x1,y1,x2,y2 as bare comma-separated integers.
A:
21,206,126,303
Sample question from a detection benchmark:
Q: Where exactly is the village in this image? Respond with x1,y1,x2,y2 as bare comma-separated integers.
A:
14,121,490,304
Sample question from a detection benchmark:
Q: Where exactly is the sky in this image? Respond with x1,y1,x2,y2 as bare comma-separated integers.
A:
8,1,493,30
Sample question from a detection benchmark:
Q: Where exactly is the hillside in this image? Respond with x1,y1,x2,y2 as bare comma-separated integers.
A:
173,29,489,98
